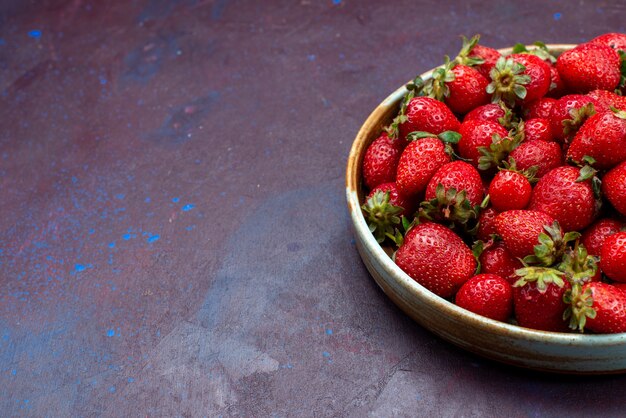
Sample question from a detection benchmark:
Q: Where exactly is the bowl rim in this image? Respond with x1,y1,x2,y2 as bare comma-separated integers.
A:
346,43,626,346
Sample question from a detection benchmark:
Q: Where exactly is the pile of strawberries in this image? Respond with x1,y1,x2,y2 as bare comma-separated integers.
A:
361,34,626,334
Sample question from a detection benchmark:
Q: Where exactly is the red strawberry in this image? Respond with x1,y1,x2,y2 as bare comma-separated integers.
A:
367,182,414,217
529,166,597,232
444,64,491,115
588,89,626,111
476,207,499,241
479,241,522,283
399,97,460,141
362,185,407,243
488,170,532,212
425,161,484,206
362,132,405,189
488,53,551,106
457,119,508,167
463,103,506,125
523,118,554,142
556,42,621,93
601,161,626,216
467,44,502,79
513,267,571,332
546,65,567,98
566,282,626,333
395,222,476,298
495,210,556,258
509,140,562,179
395,137,451,197
455,274,513,321
600,231,626,282
590,32,626,52
523,97,557,120
581,218,623,256
549,94,607,143
567,110,626,170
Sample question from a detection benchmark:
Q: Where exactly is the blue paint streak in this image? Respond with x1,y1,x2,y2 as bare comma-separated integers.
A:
553,12,562,20
172,197,180,203
115,193,125,200
28,30,42,39
332,0,341,4
128,377,135,383
147,235,160,243
123,233,132,240
307,54,316,62
325,329,333,335
109,386,116,393
322,351,330,358
145,197,151,203
106,329,115,337
182,204,194,211
75,264,86,272
108,242,116,248
11,369,16,375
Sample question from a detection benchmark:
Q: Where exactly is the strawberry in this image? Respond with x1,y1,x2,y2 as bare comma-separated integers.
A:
529,166,597,232
590,32,626,52
488,170,532,212
588,89,626,111
455,274,513,321
523,97,557,120
494,210,556,258
424,161,484,206
547,65,567,98
600,231,626,282
523,118,553,142
478,241,522,283
395,222,476,298
508,140,562,179
549,94,606,143
362,132,405,189
565,282,626,333
362,185,407,243
467,44,502,80
396,137,451,196
427,60,490,115
601,161,626,216
367,183,414,217
398,97,460,141
463,103,506,125
556,42,621,93
581,218,623,256
458,119,509,167
567,109,626,170
476,207,499,241
513,267,570,332
488,54,551,106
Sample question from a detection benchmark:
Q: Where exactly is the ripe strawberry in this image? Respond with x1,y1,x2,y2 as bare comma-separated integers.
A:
425,161,484,206
455,274,513,322
399,97,460,141
488,53,551,106
523,118,554,142
513,268,571,332
444,64,491,115
600,231,626,282
549,94,607,143
494,210,556,258
590,32,626,52
556,42,621,93
546,65,567,98
601,161,626,216
581,218,623,256
362,132,405,189
479,241,522,283
566,282,626,333
476,207,499,241
488,170,532,212
463,103,506,125
396,137,451,196
458,119,509,167
367,183,414,217
362,185,407,243
567,110,626,170
588,89,626,111
529,166,597,232
468,44,502,80
395,222,476,298
509,140,562,179
523,97,557,120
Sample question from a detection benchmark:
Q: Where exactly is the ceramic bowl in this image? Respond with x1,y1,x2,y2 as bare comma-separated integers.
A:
346,44,626,374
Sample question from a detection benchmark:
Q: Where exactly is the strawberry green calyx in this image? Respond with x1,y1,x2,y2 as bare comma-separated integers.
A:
487,57,531,107
424,56,456,102
557,242,599,286
386,215,418,248
386,76,426,139
418,184,480,233
618,50,626,90
500,157,539,184
472,240,485,274
512,41,557,63
562,103,596,140
563,283,596,332
361,191,403,243
496,102,519,131
406,130,463,160
514,266,566,292
575,157,603,204
477,131,522,171
523,221,580,267
455,35,485,67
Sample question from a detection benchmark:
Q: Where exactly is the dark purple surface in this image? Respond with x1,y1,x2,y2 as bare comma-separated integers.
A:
2,0,626,416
